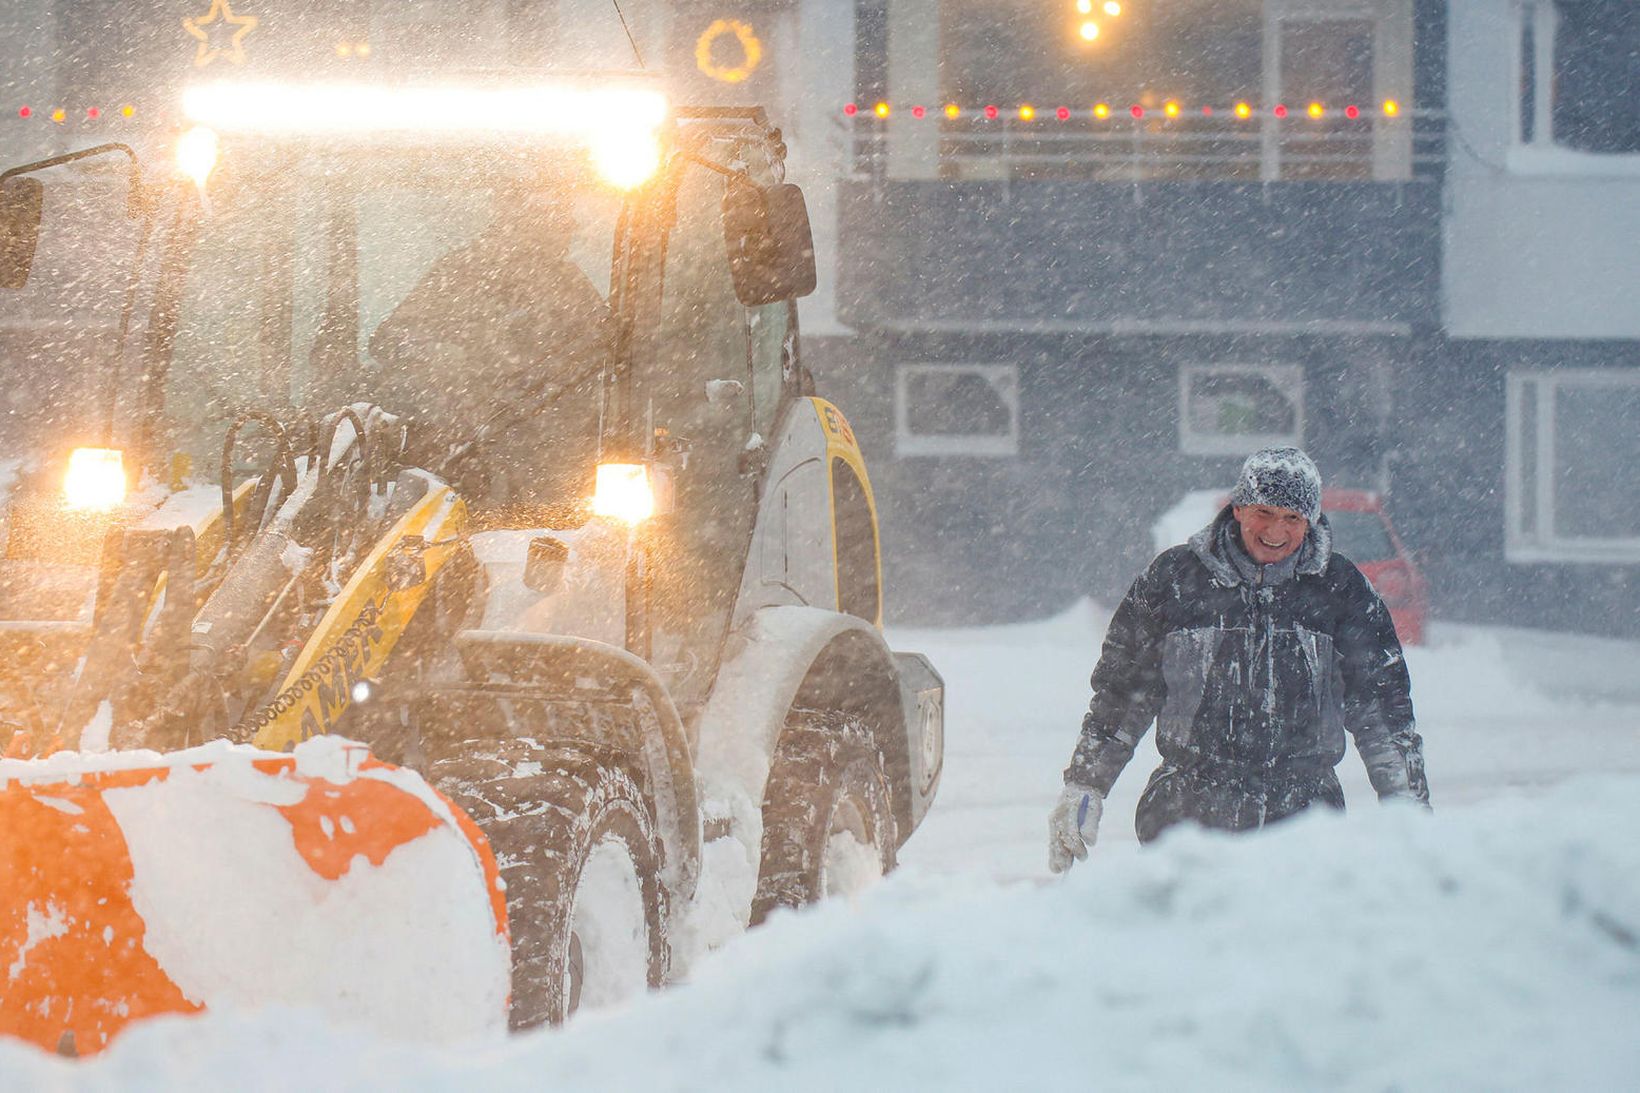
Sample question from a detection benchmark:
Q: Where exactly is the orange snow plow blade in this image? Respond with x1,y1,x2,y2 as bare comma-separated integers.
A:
0,739,510,1057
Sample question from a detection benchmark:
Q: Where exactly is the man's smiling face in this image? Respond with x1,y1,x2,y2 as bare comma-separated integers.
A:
1233,504,1309,565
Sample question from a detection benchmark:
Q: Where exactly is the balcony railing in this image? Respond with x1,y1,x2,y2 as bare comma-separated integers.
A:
847,107,1446,184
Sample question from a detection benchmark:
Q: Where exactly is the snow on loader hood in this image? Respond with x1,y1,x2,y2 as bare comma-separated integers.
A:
0,737,510,1057
3,773,1636,1088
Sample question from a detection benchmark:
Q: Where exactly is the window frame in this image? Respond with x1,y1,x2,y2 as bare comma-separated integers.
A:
1177,361,1305,457
893,361,1020,458
1514,1,1640,158
1505,368,1640,564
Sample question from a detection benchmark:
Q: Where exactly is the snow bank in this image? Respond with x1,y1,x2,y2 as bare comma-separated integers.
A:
5,775,1636,1090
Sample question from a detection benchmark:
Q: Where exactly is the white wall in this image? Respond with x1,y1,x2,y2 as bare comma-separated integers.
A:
1444,0,1640,340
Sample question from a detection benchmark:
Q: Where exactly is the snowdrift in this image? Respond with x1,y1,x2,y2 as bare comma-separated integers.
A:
4,773,1636,1089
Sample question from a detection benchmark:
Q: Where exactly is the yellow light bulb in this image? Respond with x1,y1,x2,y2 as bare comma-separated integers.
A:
1234,101,1252,119
1382,99,1401,117
1308,101,1325,118
1093,102,1110,119
944,103,960,119
1019,104,1035,121
1164,101,1181,118
874,101,890,118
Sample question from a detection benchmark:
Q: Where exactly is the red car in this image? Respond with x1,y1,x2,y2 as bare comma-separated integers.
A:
1317,489,1429,646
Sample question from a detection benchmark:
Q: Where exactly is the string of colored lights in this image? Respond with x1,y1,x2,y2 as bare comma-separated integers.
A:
11,105,139,121
844,100,1405,120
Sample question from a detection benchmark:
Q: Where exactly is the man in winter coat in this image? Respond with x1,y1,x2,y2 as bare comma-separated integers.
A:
1048,446,1429,871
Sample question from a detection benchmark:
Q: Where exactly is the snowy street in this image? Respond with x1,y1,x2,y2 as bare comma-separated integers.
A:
4,605,1638,1090
2,1,1638,1084
893,601,1640,879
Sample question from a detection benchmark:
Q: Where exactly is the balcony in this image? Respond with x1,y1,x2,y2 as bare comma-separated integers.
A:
845,104,1446,185
833,103,1446,333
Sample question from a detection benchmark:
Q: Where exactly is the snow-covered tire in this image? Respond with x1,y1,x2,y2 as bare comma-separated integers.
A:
750,709,897,926
432,743,667,1029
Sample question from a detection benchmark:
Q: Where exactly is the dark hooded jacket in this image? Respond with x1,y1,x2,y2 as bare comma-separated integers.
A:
1066,506,1429,814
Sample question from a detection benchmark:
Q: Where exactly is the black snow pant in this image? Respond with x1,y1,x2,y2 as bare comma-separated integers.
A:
1134,762,1345,845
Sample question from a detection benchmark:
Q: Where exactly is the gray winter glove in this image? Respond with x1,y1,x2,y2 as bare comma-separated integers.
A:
1048,783,1103,874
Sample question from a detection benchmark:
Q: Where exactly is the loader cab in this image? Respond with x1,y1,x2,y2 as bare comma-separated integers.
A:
148,141,624,507
623,115,808,706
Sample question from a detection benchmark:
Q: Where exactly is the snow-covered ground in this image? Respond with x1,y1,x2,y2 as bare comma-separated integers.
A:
895,600,1640,879
3,604,1639,1088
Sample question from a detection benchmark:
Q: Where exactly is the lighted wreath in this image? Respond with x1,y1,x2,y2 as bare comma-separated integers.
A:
695,19,763,84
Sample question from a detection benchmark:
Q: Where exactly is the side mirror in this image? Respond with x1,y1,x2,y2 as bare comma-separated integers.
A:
0,176,44,290
721,178,817,307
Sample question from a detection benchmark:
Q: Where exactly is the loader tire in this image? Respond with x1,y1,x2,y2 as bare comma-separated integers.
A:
750,709,897,926
432,743,667,1030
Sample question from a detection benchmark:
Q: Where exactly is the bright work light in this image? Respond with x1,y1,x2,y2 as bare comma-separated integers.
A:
64,447,127,511
176,125,219,187
591,133,662,190
592,463,656,524
180,81,669,139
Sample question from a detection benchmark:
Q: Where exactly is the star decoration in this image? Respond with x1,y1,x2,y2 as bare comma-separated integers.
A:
182,0,259,68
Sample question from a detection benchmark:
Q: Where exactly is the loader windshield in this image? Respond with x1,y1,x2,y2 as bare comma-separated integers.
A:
160,144,621,496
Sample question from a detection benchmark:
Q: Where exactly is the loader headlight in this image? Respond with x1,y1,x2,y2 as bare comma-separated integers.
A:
63,447,128,511
176,125,220,188
591,133,661,190
592,462,657,524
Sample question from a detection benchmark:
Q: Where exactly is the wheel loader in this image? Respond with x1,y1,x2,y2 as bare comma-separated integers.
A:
0,76,943,1053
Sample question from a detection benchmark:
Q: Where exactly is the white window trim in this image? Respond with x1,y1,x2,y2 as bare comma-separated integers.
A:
1178,361,1305,457
894,362,1020,458
1506,369,1640,564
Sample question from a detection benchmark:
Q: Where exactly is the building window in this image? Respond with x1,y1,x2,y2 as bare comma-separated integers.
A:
1519,2,1640,154
1507,370,1640,563
894,363,1019,457
1178,362,1304,456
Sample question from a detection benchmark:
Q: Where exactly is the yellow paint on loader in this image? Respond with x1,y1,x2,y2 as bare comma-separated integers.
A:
811,397,886,628
253,484,467,752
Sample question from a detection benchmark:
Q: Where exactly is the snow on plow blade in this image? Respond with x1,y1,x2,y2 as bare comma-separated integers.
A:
0,738,510,1057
